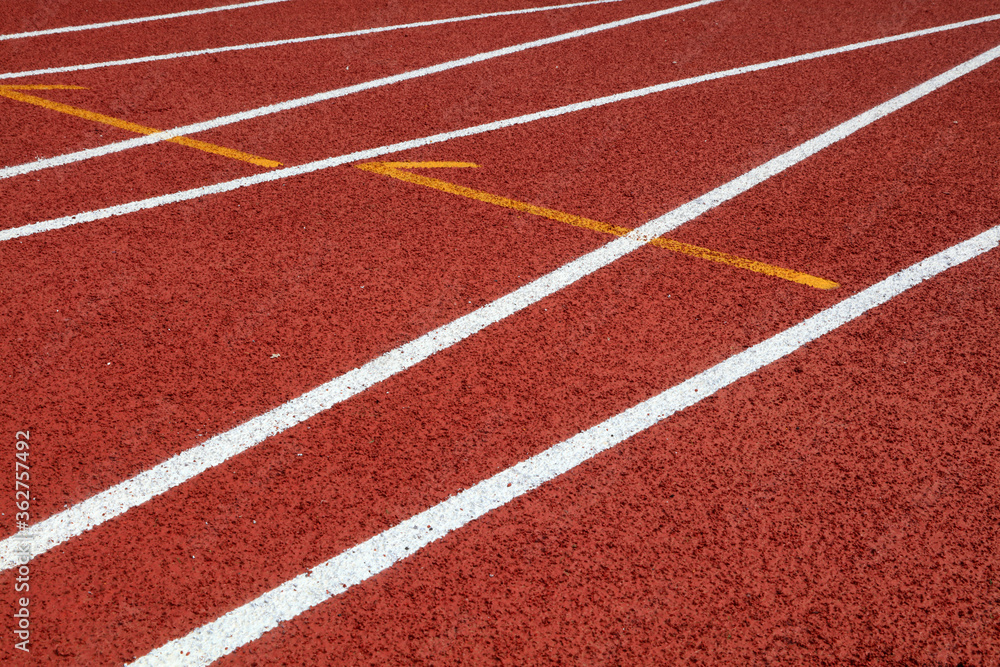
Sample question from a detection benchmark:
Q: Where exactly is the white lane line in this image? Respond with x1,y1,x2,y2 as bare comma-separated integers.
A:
0,0,291,42
2,41,996,576
6,5,998,82
3,12,999,243
0,0,626,80
0,0,720,180
129,223,1000,667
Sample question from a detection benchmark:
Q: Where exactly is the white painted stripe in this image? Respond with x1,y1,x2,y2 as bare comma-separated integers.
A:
0,0,291,42
0,0,626,80
1,41,995,577
3,13,998,244
0,0,721,180
130,223,1000,667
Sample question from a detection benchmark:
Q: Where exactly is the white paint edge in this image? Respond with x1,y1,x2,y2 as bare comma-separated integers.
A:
130,223,1000,667
0,0,722,180
2,40,996,577
0,0,626,80
2,7,997,235
0,0,292,42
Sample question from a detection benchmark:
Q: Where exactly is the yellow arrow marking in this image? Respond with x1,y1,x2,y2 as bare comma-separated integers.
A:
0,85,281,169
356,161,838,290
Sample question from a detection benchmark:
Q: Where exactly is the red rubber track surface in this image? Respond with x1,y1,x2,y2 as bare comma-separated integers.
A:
0,0,998,664
0,0,634,167
218,249,1000,665
4,0,1000,223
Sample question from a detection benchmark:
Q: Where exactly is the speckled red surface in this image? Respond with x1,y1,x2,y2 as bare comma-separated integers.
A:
0,0,997,664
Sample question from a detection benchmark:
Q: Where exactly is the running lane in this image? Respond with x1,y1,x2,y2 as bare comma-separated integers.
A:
211,241,999,666
2,10,992,532
2,17,997,666
0,0,630,75
0,0,702,220
0,0,286,36
3,0,999,228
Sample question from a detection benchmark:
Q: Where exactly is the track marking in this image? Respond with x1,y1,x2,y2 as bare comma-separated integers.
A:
1,10,997,237
0,0,292,42
0,0,722,180
130,220,1000,666
0,85,281,168
357,161,838,289
2,40,995,574
6,6,997,85
0,0,627,80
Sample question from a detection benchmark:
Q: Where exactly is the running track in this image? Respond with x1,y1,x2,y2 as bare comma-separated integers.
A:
1,0,998,664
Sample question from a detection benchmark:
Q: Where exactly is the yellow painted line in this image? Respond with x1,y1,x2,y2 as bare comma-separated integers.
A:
357,161,839,290
0,85,281,168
